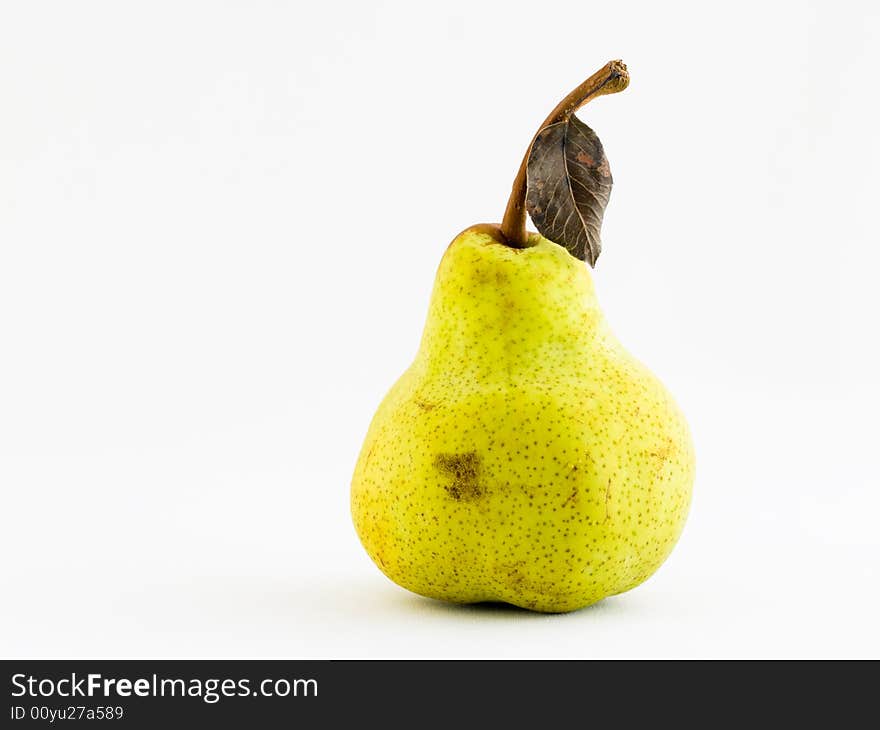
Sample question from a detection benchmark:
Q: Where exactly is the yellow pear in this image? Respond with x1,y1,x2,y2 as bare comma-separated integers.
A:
351,61,694,612
351,229,693,612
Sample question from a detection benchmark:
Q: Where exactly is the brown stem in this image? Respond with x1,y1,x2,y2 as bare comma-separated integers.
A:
498,59,630,248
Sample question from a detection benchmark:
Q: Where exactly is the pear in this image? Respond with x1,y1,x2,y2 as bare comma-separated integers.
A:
351,62,694,612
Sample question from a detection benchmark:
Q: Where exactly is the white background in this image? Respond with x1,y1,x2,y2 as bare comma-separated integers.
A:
2,1,878,658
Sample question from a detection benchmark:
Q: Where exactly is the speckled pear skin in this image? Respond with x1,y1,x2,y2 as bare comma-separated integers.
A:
351,229,694,612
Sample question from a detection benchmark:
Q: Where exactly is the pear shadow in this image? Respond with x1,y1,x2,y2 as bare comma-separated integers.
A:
397,591,622,620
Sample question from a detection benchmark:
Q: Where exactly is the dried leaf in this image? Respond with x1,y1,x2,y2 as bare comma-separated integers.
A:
525,115,613,266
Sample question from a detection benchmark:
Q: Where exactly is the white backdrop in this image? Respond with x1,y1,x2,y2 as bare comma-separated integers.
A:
1,0,878,658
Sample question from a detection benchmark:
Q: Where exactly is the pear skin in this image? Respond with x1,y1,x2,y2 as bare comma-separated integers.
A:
351,229,694,612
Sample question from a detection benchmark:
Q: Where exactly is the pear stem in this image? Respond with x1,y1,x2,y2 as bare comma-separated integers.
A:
498,60,630,248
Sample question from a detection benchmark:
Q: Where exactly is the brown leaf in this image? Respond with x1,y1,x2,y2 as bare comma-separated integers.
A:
525,114,612,266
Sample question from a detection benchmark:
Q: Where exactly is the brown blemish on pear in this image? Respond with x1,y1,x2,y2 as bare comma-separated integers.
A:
434,452,485,502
